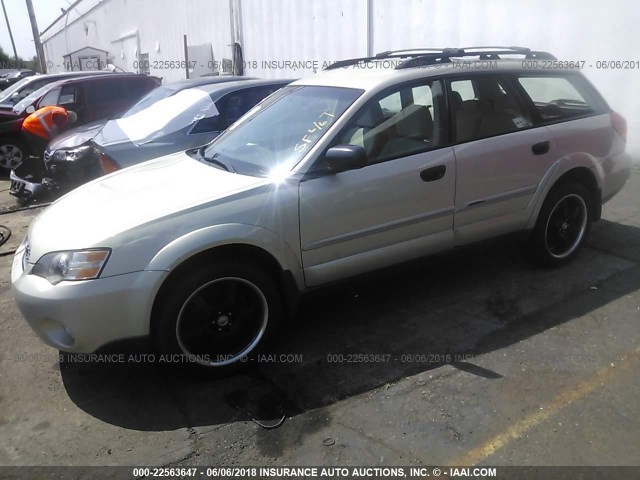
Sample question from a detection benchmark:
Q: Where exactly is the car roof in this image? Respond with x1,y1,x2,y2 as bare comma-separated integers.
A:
17,70,120,84
165,76,258,90
294,47,581,91
194,78,295,98
41,73,156,90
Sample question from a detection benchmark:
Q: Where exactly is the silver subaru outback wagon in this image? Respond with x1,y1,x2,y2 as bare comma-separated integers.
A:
12,47,633,374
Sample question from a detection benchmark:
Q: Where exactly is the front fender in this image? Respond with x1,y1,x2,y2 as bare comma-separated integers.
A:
146,223,304,289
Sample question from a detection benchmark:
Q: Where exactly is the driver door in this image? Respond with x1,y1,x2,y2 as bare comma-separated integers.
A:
299,80,456,286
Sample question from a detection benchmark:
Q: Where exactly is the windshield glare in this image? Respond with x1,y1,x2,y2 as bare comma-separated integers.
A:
115,88,219,145
202,85,362,177
121,86,177,117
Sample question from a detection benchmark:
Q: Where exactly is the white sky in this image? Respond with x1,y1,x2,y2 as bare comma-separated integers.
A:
0,0,69,59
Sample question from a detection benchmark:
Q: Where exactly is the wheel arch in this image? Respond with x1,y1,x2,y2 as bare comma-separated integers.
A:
148,224,304,330
527,161,603,229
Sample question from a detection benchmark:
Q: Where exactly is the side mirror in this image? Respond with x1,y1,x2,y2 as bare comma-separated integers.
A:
322,145,367,175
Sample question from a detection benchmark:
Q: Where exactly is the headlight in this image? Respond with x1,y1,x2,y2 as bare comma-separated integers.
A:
32,249,111,285
51,145,92,162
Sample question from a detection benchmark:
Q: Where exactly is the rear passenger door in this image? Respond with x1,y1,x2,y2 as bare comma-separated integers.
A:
449,74,555,244
299,80,456,286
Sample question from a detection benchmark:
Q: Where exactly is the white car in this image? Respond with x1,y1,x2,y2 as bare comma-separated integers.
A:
11,47,633,374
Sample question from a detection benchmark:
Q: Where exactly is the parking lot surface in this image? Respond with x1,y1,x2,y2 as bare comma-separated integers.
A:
0,169,639,468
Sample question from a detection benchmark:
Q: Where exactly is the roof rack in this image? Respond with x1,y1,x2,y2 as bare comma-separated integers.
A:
324,46,556,71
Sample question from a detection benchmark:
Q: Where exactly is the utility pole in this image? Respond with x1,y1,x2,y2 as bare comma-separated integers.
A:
25,0,47,73
1,0,19,68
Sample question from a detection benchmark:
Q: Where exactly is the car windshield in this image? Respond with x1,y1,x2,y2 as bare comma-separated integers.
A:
0,77,34,103
121,86,177,117
12,83,54,114
115,87,220,145
201,85,362,177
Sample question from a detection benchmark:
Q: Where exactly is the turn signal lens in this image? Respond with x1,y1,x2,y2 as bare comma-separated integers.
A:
98,150,120,174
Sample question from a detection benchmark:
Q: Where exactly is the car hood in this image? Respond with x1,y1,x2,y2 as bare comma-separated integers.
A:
27,151,266,260
48,121,107,150
93,119,131,147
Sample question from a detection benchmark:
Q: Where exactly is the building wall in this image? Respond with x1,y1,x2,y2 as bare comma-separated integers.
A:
41,0,640,155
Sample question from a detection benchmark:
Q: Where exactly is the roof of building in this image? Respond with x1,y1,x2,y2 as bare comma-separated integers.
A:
63,46,110,57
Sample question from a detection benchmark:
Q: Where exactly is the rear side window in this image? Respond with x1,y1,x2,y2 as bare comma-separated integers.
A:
449,75,533,143
451,80,475,101
85,80,122,104
58,85,78,105
517,75,595,121
122,78,158,101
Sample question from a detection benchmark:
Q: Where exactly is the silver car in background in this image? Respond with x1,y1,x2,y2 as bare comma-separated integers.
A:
11,47,633,375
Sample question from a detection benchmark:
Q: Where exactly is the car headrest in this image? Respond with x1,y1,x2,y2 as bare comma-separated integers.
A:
395,105,433,138
356,102,384,128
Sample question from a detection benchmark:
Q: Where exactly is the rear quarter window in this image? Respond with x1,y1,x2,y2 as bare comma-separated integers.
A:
517,75,605,122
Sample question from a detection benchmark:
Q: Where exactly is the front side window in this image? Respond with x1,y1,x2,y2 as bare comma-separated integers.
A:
450,75,533,143
517,75,594,121
202,85,363,176
38,88,61,107
13,84,59,113
333,80,444,164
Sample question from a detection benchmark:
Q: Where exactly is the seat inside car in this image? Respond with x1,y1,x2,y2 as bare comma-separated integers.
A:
453,89,524,141
344,101,386,158
378,104,434,159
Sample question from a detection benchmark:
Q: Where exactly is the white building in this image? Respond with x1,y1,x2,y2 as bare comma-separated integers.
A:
40,0,640,155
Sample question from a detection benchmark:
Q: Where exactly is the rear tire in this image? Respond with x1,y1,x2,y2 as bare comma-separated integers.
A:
532,182,592,267
152,260,283,376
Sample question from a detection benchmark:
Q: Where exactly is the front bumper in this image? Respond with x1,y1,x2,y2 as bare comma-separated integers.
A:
11,248,168,352
9,169,48,201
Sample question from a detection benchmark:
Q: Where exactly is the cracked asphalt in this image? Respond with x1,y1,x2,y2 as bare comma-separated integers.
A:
0,169,639,471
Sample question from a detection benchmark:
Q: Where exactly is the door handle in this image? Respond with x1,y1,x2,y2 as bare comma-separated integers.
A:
420,165,446,182
531,141,550,155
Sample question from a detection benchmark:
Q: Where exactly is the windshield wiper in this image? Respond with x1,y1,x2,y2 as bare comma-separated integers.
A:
198,146,232,172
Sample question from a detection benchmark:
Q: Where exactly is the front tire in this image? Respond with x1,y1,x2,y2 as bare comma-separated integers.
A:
152,261,282,375
532,182,592,267
0,138,27,171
